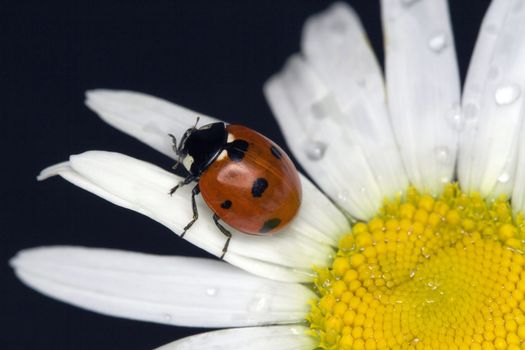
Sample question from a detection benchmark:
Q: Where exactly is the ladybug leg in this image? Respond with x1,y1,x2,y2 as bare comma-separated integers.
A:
181,184,200,238
212,214,232,260
169,175,197,196
168,134,178,153
168,134,182,171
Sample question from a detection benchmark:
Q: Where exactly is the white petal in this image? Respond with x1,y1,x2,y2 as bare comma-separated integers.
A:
85,89,220,158
39,151,349,282
11,247,315,327
155,325,314,350
381,0,461,194
458,0,525,199
11,247,314,327
265,3,408,220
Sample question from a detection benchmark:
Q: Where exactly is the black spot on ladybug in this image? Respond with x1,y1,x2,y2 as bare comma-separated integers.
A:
251,178,268,198
227,139,249,162
220,200,232,209
270,145,282,160
259,218,281,233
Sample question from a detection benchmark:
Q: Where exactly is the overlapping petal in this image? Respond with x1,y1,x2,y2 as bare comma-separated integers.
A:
156,325,314,350
381,0,460,195
455,0,525,202
11,247,313,327
265,3,408,220
85,90,220,158
38,151,349,282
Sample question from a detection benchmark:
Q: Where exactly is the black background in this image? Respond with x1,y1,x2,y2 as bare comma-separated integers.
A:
3,1,490,349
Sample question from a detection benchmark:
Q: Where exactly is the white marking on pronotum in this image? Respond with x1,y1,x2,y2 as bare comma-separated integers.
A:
217,133,236,161
182,155,194,171
216,150,228,161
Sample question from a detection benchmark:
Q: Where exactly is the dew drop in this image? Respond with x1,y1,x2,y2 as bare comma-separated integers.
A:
463,102,479,122
249,295,270,312
206,287,217,296
494,83,522,106
488,67,499,80
162,313,172,322
330,20,347,35
290,327,300,335
428,33,448,53
337,189,350,203
311,94,340,120
447,103,464,131
409,270,416,279
356,79,367,88
401,0,421,8
484,24,498,35
514,1,524,12
498,172,510,184
440,176,451,184
434,146,451,164
143,122,162,134
304,141,327,161
411,337,421,344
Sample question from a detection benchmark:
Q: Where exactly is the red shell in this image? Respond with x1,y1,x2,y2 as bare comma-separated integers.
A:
199,125,301,235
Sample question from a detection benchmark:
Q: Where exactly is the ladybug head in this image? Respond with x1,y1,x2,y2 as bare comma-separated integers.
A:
171,120,228,176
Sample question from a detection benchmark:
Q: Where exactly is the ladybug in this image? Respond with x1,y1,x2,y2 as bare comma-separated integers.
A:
169,119,302,258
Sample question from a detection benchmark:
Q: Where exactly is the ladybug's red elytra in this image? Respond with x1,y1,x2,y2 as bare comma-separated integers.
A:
169,120,302,259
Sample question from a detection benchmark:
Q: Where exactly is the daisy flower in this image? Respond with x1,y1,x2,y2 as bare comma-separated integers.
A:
10,0,525,349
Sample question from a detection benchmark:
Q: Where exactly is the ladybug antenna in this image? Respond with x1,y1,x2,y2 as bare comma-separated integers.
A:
194,116,200,128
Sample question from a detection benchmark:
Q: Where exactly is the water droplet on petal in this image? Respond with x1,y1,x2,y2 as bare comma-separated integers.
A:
249,295,270,312
484,24,498,35
463,102,479,122
356,79,366,88
440,176,451,184
514,1,524,12
401,0,421,8
290,327,300,335
428,33,448,53
337,189,350,203
311,94,340,120
162,313,172,322
206,287,217,296
330,20,347,35
498,172,510,183
488,67,499,80
434,146,451,164
447,103,464,131
495,83,521,106
143,122,162,134
304,141,327,161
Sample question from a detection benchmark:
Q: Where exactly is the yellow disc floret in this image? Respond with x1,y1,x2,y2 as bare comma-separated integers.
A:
308,184,525,349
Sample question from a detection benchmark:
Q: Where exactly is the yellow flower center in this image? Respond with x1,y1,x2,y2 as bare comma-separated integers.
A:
308,184,525,349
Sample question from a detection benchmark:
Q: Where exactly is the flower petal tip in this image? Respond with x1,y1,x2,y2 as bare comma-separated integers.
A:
8,253,20,270
37,161,71,181
84,88,115,105
9,247,45,271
